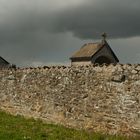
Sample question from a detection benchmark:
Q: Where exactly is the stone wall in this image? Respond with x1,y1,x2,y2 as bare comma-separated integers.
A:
0,64,140,136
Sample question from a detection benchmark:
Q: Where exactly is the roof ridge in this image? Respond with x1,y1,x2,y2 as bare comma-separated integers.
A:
71,42,103,59
0,56,10,64
81,42,101,48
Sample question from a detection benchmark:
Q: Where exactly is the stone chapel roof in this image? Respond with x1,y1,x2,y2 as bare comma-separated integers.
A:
70,43,103,59
0,56,10,64
70,40,119,62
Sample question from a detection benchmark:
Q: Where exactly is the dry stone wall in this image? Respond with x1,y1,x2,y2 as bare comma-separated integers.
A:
0,64,140,136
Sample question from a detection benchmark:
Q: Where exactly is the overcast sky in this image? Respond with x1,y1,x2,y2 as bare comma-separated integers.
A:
0,0,140,67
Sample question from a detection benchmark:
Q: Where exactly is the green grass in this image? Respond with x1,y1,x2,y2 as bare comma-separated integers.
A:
0,110,139,140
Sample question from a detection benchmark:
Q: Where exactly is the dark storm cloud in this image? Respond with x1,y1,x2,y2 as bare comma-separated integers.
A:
50,0,140,39
0,0,87,66
1,0,140,41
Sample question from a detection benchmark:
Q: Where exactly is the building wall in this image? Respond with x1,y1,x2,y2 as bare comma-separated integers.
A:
91,46,118,63
71,46,118,66
0,64,140,136
71,61,91,66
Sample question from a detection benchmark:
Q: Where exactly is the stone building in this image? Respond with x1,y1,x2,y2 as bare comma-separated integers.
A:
0,56,10,68
70,34,119,66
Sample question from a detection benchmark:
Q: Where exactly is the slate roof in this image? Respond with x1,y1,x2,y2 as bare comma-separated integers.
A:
70,42,103,59
70,41,119,62
0,56,10,65
0,56,10,64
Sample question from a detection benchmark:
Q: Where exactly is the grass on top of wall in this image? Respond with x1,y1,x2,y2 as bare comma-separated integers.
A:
0,110,139,140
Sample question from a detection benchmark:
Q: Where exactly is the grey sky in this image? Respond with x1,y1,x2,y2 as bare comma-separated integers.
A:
0,0,140,66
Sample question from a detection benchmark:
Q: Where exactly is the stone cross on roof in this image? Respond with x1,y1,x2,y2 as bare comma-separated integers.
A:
102,32,107,40
101,32,107,44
